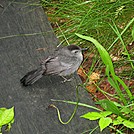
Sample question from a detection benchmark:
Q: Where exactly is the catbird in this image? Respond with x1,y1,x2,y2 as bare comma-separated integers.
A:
20,45,85,86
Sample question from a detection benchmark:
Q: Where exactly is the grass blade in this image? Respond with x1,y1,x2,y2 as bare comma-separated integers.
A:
75,33,129,105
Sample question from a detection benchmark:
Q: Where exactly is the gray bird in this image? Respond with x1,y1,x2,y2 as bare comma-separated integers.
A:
20,45,85,86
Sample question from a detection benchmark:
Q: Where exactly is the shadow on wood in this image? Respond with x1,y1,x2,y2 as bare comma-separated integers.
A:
0,0,110,134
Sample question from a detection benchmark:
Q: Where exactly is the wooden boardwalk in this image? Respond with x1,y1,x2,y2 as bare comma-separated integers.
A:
0,0,109,134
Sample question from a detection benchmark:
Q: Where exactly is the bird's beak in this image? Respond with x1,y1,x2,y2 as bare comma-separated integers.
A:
81,47,88,51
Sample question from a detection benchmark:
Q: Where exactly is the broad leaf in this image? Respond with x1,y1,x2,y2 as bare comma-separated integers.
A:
0,108,6,115
99,117,112,131
123,120,134,128
113,116,124,126
81,112,102,120
100,111,112,117
0,107,14,127
97,100,121,116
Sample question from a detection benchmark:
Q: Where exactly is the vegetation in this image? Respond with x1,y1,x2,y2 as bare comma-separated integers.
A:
0,107,14,134
42,0,134,133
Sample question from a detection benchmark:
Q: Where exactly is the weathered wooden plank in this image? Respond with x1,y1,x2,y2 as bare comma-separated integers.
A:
0,0,109,134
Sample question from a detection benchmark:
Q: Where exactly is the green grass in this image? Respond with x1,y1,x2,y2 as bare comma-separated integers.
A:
76,33,134,132
42,0,133,46
42,0,134,79
42,0,134,133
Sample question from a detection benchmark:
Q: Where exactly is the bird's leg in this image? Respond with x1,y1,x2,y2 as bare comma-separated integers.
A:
61,76,73,83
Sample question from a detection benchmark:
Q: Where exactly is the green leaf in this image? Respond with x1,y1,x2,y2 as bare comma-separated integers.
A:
0,107,14,127
113,116,124,126
100,111,112,117
113,103,134,117
113,102,122,107
81,112,102,120
121,107,130,113
97,100,121,116
123,120,134,128
0,108,6,115
115,76,133,100
75,33,129,105
121,107,134,117
99,117,112,131
6,119,14,132
132,25,134,40
113,119,122,126
107,76,118,91
75,33,114,74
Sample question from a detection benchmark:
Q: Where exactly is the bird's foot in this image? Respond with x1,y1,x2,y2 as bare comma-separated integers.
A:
61,76,73,83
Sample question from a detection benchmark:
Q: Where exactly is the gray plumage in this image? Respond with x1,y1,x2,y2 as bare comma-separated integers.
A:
20,45,84,86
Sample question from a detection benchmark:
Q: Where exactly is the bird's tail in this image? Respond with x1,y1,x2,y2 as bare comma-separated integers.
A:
20,67,44,86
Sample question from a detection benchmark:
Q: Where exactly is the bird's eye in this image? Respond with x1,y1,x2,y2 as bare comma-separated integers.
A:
74,50,78,53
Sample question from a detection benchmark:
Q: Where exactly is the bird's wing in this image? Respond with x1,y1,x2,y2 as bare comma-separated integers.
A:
40,52,79,75
40,56,67,75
